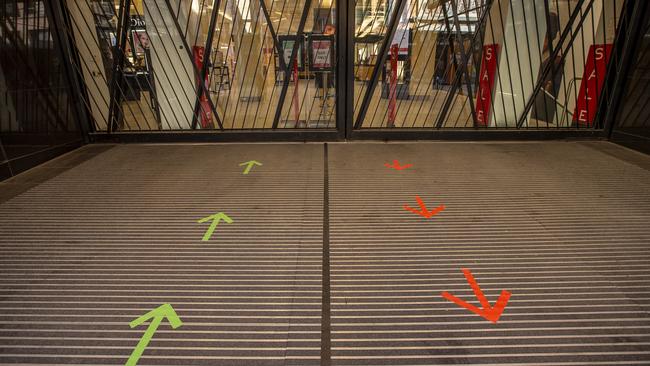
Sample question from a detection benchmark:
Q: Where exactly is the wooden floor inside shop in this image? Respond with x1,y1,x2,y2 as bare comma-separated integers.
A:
117,78,476,130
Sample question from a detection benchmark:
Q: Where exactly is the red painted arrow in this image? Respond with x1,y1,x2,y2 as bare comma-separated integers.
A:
384,160,413,170
403,195,445,218
441,268,511,324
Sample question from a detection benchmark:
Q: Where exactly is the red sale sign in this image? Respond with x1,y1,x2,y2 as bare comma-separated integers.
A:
388,44,398,126
475,44,500,126
193,46,214,129
573,44,613,127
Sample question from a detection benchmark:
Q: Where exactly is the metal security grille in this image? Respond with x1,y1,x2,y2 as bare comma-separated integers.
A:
0,0,84,178
607,0,650,151
56,0,628,137
353,0,624,129
62,0,338,132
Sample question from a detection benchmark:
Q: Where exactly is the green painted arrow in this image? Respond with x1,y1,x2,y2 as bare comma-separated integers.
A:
197,212,233,241
126,303,182,366
239,160,262,175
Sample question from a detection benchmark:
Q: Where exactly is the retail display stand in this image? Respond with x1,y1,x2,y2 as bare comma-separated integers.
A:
381,30,411,100
210,50,230,93
210,64,230,93
388,44,398,127
276,35,306,84
309,33,335,121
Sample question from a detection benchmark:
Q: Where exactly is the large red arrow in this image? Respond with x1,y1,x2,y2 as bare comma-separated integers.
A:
404,196,445,218
441,268,511,324
385,160,413,170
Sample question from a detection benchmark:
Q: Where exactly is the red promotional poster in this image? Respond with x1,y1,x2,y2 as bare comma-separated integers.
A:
475,44,500,126
573,44,613,127
293,59,300,122
192,46,213,129
388,44,399,126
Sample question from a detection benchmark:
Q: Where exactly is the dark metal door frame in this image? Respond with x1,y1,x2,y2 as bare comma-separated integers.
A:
599,0,650,154
601,0,648,137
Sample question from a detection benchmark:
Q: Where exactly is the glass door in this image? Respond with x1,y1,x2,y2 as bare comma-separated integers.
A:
351,0,624,132
65,0,338,133
62,0,625,139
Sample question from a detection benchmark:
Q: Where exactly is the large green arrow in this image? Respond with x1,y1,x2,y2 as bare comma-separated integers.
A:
197,212,233,241
239,160,262,175
126,303,182,366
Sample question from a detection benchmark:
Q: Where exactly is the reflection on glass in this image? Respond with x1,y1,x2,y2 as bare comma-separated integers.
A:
353,0,624,129
69,0,337,131
0,0,80,163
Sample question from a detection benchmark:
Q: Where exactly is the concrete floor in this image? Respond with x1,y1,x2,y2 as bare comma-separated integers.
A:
1,141,649,365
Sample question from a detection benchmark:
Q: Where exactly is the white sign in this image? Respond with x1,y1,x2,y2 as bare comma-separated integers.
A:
392,27,409,56
312,40,332,69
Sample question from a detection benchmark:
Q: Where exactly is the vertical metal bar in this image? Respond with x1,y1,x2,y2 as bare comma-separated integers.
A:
141,1,201,129
531,0,557,128
436,0,492,129
224,0,254,129
494,0,517,127
505,0,528,128
516,0,593,128
130,3,190,130
271,0,314,129
259,0,285,71
368,0,419,128
43,0,92,139
351,0,390,120
66,1,141,131
222,0,255,126
107,0,132,133
353,0,407,129
284,0,305,127
191,0,224,130
0,3,69,132
402,4,444,128
250,0,286,128
551,0,570,128
417,6,463,128
338,0,353,138
567,0,580,129
298,0,336,128
449,0,478,126
127,5,163,130
483,0,509,128
588,0,598,128
250,0,280,129
601,0,648,137
242,0,281,126
398,5,441,128
436,1,464,128
159,0,222,130
233,0,268,128
455,1,485,127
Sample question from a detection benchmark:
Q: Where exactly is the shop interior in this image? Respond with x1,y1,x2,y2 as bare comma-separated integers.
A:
67,0,621,131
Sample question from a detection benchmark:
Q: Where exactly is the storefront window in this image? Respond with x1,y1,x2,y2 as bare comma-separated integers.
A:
65,0,624,131
0,0,82,175
67,0,337,131
352,0,624,129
